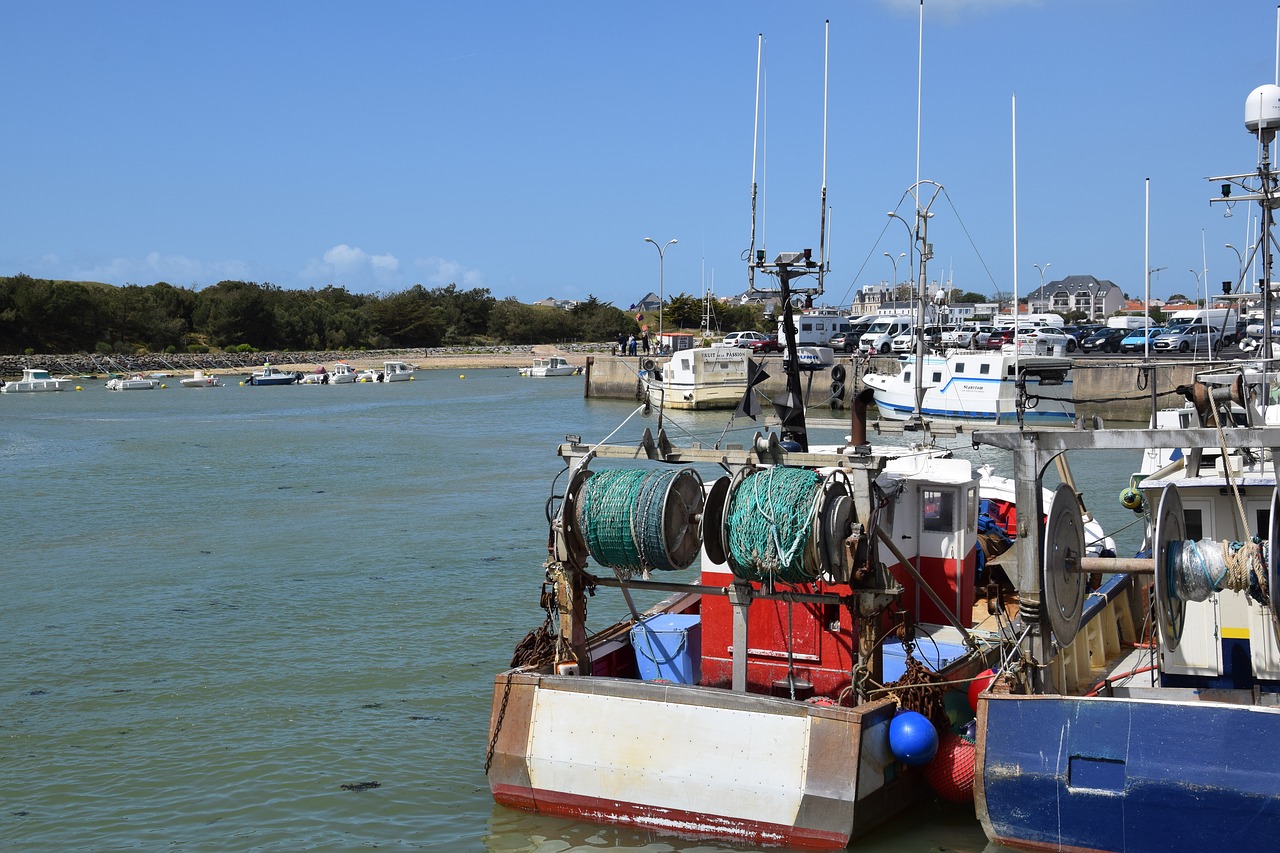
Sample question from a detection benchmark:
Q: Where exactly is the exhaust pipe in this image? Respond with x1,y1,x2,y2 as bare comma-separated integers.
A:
850,388,874,446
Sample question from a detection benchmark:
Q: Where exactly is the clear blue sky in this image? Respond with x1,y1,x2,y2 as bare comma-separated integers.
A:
2,0,1277,309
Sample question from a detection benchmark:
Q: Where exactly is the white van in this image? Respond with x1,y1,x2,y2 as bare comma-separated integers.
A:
860,316,913,354
1106,316,1149,330
1164,307,1239,343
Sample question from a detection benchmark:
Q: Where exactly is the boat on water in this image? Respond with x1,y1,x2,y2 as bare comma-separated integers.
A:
180,370,223,388
357,360,416,382
382,360,415,381
861,348,1074,425
645,346,749,409
1,368,75,393
245,363,302,386
299,362,358,385
519,355,579,377
105,373,161,391
972,78,1280,853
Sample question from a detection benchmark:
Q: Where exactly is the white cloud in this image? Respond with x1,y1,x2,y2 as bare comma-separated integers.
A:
48,252,252,286
413,255,486,289
300,244,404,292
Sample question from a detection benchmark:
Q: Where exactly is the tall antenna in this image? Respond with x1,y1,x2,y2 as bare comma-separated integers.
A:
816,19,830,295
747,33,763,292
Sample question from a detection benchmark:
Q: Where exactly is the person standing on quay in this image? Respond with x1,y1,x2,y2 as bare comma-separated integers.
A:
641,333,650,355
627,334,637,356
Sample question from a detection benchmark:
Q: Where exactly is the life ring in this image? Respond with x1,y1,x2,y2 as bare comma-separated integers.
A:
831,364,847,382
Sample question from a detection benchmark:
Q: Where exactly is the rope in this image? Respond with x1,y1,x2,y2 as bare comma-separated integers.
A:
578,468,696,576
726,467,822,583
1171,538,1271,606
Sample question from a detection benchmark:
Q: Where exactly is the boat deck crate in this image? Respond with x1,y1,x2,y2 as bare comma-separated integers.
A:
630,613,701,684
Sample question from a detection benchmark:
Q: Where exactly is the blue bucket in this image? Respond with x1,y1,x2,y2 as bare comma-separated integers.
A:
630,613,701,684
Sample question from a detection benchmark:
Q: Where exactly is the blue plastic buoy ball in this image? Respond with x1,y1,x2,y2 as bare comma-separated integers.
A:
889,710,939,766
779,439,803,452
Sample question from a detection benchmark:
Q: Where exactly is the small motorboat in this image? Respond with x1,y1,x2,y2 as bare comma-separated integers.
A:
300,362,359,385
105,374,161,391
180,370,223,388
245,364,301,386
382,360,416,381
519,355,579,377
1,367,75,393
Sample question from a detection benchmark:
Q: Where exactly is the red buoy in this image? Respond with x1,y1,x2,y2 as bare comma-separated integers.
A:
926,731,976,802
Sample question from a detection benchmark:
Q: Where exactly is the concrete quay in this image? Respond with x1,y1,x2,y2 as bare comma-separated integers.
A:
584,353,1210,424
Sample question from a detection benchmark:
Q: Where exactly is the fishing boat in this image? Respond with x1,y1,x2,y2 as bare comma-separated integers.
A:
105,373,161,391
860,349,1074,425
245,363,301,386
971,78,1280,853
0,367,75,393
519,355,579,377
180,370,223,388
645,346,749,409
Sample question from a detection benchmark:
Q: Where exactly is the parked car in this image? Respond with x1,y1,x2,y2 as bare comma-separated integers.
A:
827,332,850,350
939,326,975,347
745,334,782,354
984,328,1015,348
1065,324,1104,343
970,324,997,348
1015,326,1073,354
1152,323,1222,353
716,331,770,348
1118,327,1164,353
1080,327,1127,353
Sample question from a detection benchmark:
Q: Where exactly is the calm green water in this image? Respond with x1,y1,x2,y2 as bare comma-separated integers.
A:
1,370,1140,851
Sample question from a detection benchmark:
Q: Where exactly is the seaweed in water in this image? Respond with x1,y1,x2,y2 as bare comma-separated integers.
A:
341,781,380,792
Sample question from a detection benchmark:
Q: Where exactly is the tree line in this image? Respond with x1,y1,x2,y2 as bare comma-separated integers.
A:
0,275,770,355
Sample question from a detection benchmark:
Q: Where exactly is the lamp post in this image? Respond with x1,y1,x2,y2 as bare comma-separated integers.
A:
883,252,905,287
644,237,677,347
886,212,915,300
1225,243,1244,290
1033,263,1050,314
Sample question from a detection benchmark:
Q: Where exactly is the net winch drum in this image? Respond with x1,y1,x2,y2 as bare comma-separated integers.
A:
555,463,706,574
1043,482,1087,648
1148,484,1280,651
714,465,855,584
1153,484,1187,651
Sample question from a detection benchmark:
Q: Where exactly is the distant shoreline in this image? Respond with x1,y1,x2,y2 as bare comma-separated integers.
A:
1,344,615,378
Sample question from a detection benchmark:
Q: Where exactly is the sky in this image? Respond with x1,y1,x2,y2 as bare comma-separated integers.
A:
3,0,1279,310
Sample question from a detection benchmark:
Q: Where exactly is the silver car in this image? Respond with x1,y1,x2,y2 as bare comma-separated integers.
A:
1151,323,1221,353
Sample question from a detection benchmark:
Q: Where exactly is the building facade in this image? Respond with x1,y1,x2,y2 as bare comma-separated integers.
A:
1023,274,1123,320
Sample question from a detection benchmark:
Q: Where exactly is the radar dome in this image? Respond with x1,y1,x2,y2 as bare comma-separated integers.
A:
1244,84,1280,135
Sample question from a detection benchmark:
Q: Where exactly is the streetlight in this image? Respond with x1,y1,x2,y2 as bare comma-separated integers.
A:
1033,262,1051,289
644,237,677,346
1225,243,1244,290
883,251,905,286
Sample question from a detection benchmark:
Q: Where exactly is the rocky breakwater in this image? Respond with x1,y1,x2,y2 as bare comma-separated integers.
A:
0,345,615,379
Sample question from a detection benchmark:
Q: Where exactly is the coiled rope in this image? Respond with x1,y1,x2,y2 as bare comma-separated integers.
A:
1171,538,1271,606
726,467,822,583
578,468,696,576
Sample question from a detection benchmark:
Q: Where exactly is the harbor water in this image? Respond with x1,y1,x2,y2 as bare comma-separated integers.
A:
2,370,1144,851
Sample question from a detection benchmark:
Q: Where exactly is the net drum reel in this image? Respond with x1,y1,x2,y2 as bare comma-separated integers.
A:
553,461,707,577
1044,483,1280,651
707,465,856,585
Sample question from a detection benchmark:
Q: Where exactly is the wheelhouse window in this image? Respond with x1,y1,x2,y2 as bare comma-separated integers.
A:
922,489,956,532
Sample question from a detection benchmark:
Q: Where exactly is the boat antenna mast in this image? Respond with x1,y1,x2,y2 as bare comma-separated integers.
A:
745,22,828,303
745,33,763,295
1213,84,1280,369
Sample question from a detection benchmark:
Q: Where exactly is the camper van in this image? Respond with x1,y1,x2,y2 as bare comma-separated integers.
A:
778,311,851,347
859,316,913,354
992,312,1065,329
